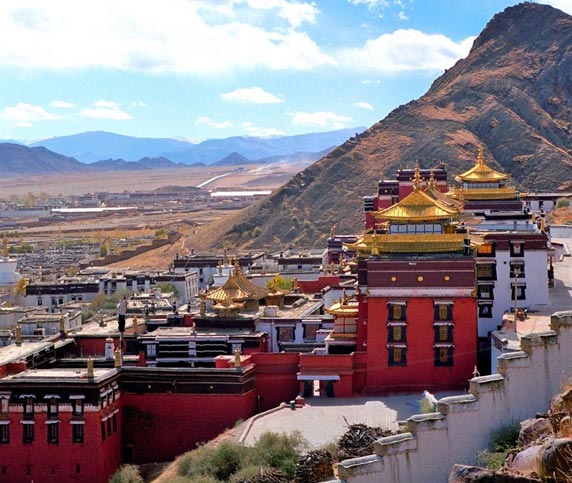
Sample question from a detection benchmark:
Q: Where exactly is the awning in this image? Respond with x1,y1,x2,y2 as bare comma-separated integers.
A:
297,374,340,381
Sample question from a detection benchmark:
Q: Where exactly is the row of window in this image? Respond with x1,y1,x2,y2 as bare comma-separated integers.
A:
476,262,525,280
388,346,453,366
14,397,84,420
387,324,453,343
388,303,453,322
477,284,526,301
0,421,85,445
276,324,321,341
477,241,525,258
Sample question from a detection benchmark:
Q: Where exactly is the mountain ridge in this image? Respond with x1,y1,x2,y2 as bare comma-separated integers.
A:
219,2,572,249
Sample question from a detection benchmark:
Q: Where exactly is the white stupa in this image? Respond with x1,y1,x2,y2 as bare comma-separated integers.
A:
0,238,22,292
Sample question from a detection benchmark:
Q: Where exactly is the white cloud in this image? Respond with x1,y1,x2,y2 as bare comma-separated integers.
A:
540,0,572,15
338,29,475,72
398,10,408,20
245,0,319,28
361,79,382,85
354,101,374,110
347,0,390,8
221,87,283,104
0,102,60,127
0,1,333,74
132,101,148,107
241,121,285,137
81,101,132,120
196,116,233,129
93,100,121,109
50,100,74,108
290,111,352,129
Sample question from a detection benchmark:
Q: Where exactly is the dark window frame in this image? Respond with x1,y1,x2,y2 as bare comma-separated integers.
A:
388,346,407,366
72,424,84,443
387,324,407,343
478,304,493,318
434,346,454,366
47,422,59,445
23,423,34,444
0,424,9,444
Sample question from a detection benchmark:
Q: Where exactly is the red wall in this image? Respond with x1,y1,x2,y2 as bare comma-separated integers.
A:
0,403,122,483
121,390,257,464
364,297,477,393
251,353,300,411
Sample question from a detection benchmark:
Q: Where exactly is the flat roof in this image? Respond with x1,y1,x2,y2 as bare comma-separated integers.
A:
0,341,54,366
1,367,118,383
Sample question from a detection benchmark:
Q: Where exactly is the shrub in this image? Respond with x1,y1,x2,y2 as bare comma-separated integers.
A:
556,197,571,208
476,424,520,470
109,464,143,483
250,431,306,478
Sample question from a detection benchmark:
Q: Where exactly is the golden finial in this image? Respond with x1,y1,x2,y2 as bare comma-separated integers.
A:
2,237,7,258
87,356,94,379
472,365,480,378
60,314,66,334
234,349,242,368
233,257,241,274
330,225,336,238
223,248,229,265
428,169,437,190
342,288,348,304
15,324,22,346
114,347,122,368
412,161,423,191
477,146,485,165
133,315,139,334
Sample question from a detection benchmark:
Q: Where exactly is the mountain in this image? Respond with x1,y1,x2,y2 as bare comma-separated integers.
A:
0,143,89,175
30,131,191,164
89,157,183,171
220,2,572,249
30,128,365,164
211,152,251,166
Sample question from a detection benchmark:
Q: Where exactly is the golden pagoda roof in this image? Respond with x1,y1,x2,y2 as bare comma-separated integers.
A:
455,147,509,183
326,290,358,316
205,261,268,303
426,170,464,210
372,163,460,222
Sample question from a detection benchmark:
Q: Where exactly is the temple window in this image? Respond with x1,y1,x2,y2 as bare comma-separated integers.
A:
0,424,9,444
388,303,406,321
71,398,84,417
101,421,106,441
434,303,453,321
46,397,59,419
509,262,525,278
72,424,84,443
511,284,526,300
388,346,407,366
510,242,525,257
478,303,493,318
23,397,34,419
477,263,496,280
147,344,157,359
334,317,357,335
304,324,319,340
387,324,406,343
0,397,8,416
434,324,453,343
22,423,34,444
434,346,454,366
277,326,294,341
476,243,495,257
113,414,117,433
477,284,494,300
47,422,59,445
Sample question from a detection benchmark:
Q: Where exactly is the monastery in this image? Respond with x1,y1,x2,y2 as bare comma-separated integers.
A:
0,148,556,482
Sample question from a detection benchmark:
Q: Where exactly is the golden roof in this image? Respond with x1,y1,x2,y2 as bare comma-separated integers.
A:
205,261,268,303
426,170,464,210
455,147,509,183
326,290,358,316
372,163,460,222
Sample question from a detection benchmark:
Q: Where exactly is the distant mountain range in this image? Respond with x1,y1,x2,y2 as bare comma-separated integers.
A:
0,127,362,175
24,127,364,164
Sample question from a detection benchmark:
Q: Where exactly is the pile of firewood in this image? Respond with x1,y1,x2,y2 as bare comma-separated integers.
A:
336,422,394,460
294,449,334,483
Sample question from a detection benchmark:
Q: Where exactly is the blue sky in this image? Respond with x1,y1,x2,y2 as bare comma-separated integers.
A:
0,0,570,142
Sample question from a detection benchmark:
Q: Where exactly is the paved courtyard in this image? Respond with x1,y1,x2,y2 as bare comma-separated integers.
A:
240,392,458,449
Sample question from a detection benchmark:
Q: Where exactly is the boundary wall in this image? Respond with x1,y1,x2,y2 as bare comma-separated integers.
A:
336,311,572,483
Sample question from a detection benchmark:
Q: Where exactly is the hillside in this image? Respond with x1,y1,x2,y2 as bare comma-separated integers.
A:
0,143,88,175
220,2,572,249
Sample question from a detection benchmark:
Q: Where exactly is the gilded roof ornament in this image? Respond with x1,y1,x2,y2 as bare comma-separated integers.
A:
412,161,423,191
428,169,437,190
477,146,485,165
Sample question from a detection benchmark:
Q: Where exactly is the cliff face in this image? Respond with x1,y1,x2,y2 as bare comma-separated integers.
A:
223,3,572,248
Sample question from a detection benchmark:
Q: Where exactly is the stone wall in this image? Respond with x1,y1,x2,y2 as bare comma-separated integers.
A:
336,311,572,483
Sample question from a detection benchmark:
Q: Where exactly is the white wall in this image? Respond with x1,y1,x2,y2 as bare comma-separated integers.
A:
337,311,572,483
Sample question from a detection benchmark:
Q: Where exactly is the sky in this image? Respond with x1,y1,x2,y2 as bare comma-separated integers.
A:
0,0,571,143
